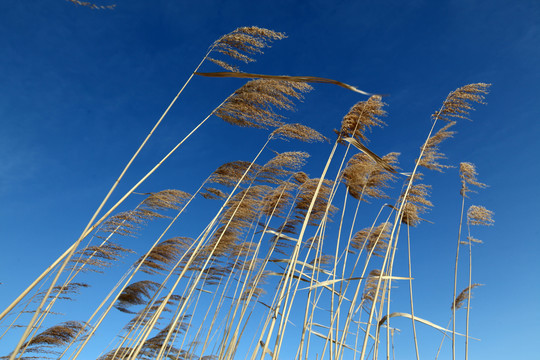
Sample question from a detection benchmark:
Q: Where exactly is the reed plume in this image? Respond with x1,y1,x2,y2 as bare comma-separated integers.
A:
270,123,328,143
338,95,386,142
5,321,86,358
467,205,495,226
257,151,310,184
416,121,456,172
208,160,261,187
352,222,392,257
115,281,160,314
400,173,433,226
460,162,487,196
433,83,491,122
136,237,193,275
215,79,312,128
209,27,286,72
452,284,482,311
342,152,399,200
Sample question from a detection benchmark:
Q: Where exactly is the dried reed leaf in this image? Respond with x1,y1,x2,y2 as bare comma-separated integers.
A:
309,330,355,350
378,312,477,339
300,275,411,291
195,71,375,95
342,137,397,173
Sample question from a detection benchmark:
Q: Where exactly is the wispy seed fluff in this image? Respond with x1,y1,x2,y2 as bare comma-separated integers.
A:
459,162,486,196
215,79,312,129
209,27,286,72
433,83,491,122
467,205,494,226
338,95,386,142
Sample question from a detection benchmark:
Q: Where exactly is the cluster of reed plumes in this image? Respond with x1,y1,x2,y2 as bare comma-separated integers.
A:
0,26,494,360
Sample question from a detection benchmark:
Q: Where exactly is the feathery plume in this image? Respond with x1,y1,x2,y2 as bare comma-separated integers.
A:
362,269,385,309
208,160,261,187
352,222,392,257
115,280,160,313
136,237,193,275
15,321,86,357
294,177,337,226
467,205,494,226
433,83,490,122
270,123,328,143
342,152,399,200
338,95,386,142
209,27,286,71
452,284,482,310
400,173,433,226
417,121,456,172
260,182,295,217
70,242,135,272
142,189,191,211
460,162,486,196
214,79,312,129
257,151,310,184
201,187,228,200
36,282,90,302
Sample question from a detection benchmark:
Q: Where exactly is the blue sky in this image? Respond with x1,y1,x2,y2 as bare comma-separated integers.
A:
0,0,539,359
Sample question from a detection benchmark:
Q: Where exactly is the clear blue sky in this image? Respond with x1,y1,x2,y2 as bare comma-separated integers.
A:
0,0,539,359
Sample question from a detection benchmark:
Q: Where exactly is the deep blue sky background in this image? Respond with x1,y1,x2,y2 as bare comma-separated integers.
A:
0,0,539,359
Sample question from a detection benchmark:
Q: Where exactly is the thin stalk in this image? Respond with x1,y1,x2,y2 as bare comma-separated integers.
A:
465,223,472,360
406,223,420,360
359,112,441,360
263,140,339,360
453,195,465,360
130,138,272,360
0,49,213,325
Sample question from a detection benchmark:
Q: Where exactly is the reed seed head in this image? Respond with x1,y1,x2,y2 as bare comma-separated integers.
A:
339,95,386,142
343,152,399,200
467,205,494,226
434,83,491,122
352,222,392,257
270,123,328,143
215,79,312,129
210,27,286,71
417,121,456,172
400,173,433,226
136,237,192,275
452,283,482,310
115,280,159,313
209,160,261,187
460,162,486,196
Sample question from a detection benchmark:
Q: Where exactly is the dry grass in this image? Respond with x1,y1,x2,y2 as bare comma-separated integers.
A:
1,26,495,360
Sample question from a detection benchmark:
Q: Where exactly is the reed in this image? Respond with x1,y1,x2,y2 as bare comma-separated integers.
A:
1,27,494,360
